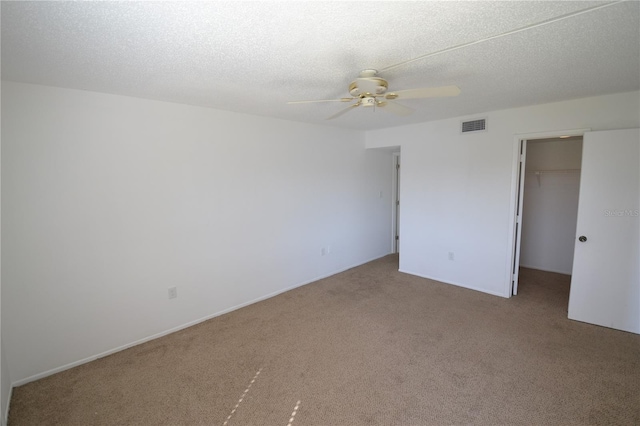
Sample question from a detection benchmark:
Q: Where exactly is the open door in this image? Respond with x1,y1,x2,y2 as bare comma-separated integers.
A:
395,154,400,253
391,153,401,254
511,139,526,295
568,129,639,334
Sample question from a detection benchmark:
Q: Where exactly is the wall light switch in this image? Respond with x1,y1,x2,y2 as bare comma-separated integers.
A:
448,252,455,261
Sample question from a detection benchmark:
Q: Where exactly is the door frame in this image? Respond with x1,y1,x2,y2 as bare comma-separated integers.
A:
391,152,401,253
506,128,591,297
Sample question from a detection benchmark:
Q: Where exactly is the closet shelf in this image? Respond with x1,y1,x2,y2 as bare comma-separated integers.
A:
530,169,581,174
528,169,581,186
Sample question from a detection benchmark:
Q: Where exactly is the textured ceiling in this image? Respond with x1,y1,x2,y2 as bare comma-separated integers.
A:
2,1,639,130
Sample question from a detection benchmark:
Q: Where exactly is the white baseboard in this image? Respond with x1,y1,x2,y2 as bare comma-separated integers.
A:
12,252,392,388
519,264,571,276
398,269,508,298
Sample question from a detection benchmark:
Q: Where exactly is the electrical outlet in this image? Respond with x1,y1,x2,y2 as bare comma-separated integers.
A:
448,252,455,261
168,287,177,299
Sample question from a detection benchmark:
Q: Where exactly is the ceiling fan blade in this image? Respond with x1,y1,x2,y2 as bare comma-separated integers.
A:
378,100,414,116
326,102,360,120
386,85,461,100
287,98,354,104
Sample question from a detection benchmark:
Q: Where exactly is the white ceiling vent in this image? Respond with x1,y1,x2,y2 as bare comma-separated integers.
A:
461,118,486,133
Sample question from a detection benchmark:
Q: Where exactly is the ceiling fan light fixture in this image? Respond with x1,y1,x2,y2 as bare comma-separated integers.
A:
361,97,377,107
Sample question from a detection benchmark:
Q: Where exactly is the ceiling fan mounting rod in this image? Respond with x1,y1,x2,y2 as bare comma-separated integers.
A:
378,1,624,73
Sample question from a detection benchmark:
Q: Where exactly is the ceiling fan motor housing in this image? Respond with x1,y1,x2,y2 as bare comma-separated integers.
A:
349,77,388,97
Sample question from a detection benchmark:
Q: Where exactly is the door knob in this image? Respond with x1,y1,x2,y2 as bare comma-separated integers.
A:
579,236,587,242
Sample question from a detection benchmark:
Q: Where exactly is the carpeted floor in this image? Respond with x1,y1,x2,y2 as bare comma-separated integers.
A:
8,255,640,425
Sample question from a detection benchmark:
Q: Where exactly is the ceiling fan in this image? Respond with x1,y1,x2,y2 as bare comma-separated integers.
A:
287,69,460,120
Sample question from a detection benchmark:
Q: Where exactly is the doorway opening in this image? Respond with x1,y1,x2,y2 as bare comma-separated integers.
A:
510,129,588,299
514,137,583,315
392,152,400,254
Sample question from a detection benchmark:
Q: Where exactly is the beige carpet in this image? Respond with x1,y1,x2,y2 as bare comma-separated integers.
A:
8,255,640,425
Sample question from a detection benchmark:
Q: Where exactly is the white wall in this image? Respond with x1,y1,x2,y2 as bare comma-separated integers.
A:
1,82,394,384
520,138,583,274
366,91,640,297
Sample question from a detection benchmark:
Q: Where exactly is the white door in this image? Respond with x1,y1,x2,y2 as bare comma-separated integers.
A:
511,140,527,295
395,155,400,253
568,129,639,334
